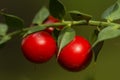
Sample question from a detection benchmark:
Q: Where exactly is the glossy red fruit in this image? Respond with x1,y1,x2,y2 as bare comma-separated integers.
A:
57,36,92,71
21,31,57,63
43,16,63,33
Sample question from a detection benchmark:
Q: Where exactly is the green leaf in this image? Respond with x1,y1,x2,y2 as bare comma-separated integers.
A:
0,12,25,28
98,26,120,41
0,23,8,36
24,26,46,37
0,35,11,45
90,29,104,62
49,0,66,20
102,0,120,21
57,27,75,55
69,11,92,22
52,29,60,41
89,29,99,44
32,7,49,24
93,25,120,47
93,41,104,62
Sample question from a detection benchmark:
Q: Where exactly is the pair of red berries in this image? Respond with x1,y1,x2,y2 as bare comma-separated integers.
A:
21,16,92,71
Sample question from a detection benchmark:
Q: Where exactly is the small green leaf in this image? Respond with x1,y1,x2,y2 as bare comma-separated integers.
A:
69,11,92,22
52,29,60,41
0,12,25,28
93,25,120,47
90,29,104,62
32,7,49,24
49,0,66,20
89,29,99,44
57,27,75,55
0,35,11,45
93,41,104,62
98,26,120,42
102,0,120,21
0,23,8,36
24,26,46,37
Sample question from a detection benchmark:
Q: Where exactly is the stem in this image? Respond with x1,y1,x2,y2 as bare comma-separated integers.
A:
7,20,120,37
8,29,23,37
89,20,117,26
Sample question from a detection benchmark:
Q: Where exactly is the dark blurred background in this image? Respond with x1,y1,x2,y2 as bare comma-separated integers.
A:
0,0,120,80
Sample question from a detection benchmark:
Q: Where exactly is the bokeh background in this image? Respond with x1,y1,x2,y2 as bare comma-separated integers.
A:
0,0,120,80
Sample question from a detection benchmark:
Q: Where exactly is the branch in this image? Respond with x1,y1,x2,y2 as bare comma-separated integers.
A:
8,20,120,37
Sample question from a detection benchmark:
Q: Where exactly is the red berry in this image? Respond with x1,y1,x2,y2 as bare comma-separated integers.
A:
21,31,57,63
44,16,59,24
57,36,92,71
43,16,63,33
